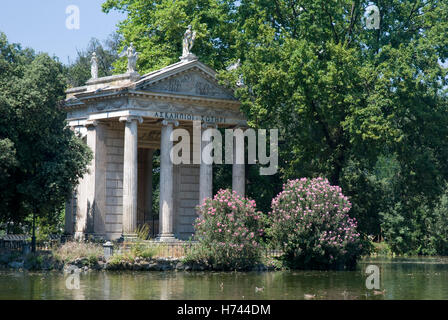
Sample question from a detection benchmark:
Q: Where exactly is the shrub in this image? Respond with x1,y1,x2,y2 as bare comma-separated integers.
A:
371,242,393,257
381,187,448,256
108,253,134,267
428,190,448,255
24,253,44,270
267,177,363,270
191,189,265,270
130,242,158,259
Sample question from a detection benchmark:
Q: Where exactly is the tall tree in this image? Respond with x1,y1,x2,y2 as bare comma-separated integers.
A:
0,32,92,242
102,0,238,73
66,34,122,87
226,0,448,236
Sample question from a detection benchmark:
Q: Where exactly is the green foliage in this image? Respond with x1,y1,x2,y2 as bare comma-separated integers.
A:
428,189,448,255
381,184,448,256
381,200,427,255
130,242,158,259
108,244,160,266
267,178,363,270
65,34,122,87
24,253,44,270
0,32,92,227
102,0,238,73
191,189,265,270
229,0,448,238
23,208,65,241
135,224,151,240
108,252,134,266
371,242,393,257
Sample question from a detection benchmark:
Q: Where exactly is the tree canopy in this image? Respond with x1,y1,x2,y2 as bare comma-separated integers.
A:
66,34,122,87
0,32,91,228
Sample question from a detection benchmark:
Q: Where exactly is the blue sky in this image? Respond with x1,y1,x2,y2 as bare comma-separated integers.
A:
0,0,126,64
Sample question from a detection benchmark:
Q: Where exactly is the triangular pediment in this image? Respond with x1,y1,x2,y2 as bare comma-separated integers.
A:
135,61,236,101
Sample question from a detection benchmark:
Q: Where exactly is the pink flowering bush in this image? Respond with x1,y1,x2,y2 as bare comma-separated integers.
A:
191,189,265,270
267,178,363,270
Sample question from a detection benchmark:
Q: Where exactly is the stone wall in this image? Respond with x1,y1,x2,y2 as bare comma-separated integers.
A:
174,164,200,240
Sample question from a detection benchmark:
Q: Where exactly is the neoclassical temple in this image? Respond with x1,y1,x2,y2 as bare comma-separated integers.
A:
63,33,247,241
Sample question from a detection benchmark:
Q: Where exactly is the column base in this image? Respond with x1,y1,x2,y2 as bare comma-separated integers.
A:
74,232,85,241
155,234,177,242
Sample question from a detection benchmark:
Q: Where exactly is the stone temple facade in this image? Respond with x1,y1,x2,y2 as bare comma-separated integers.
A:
63,55,247,241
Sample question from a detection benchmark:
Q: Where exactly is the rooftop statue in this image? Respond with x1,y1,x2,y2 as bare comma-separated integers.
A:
119,42,139,73
90,52,98,79
181,25,197,60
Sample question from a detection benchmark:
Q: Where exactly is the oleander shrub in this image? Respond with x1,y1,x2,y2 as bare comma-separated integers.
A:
191,189,265,270
267,177,363,270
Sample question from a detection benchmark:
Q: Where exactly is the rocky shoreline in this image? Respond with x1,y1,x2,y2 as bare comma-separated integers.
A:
0,255,274,272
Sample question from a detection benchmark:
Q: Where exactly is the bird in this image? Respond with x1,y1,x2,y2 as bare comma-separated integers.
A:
255,286,264,292
304,294,316,300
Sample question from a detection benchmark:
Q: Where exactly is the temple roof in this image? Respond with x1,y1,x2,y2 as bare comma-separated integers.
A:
65,57,237,105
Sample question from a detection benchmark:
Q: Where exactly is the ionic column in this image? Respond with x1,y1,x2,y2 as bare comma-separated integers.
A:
75,120,107,239
120,115,143,238
199,123,215,204
232,128,246,197
157,120,178,241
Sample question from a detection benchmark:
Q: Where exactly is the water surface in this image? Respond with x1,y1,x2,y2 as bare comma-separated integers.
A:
1,257,447,299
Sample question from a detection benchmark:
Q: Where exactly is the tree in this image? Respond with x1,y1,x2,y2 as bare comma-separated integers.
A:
227,0,448,238
0,32,92,248
66,34,122,87
102,0,238,73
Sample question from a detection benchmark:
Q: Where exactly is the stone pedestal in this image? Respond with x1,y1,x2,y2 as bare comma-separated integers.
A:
120,116,143,237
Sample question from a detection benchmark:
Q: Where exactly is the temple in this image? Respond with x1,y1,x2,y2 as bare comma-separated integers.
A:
63,36,246,241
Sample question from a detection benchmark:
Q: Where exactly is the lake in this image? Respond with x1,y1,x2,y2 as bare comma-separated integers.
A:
1,257,447,299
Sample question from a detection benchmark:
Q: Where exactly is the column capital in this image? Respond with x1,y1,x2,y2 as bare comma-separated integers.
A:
119,115,143,124
161,119,179,127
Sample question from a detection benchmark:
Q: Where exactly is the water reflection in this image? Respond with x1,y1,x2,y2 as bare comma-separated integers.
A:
0,257,447,300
